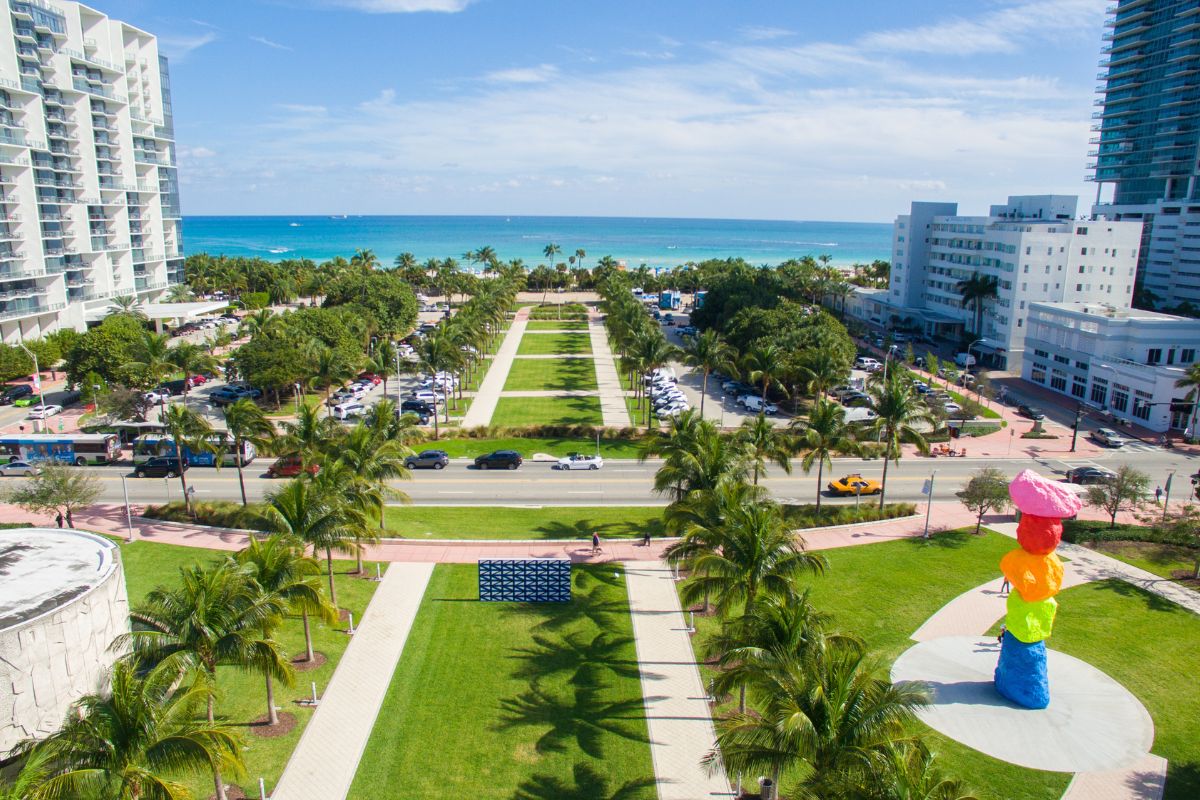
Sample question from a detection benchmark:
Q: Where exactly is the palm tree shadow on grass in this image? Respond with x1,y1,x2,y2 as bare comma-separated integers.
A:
496,679,650,759
511,763,657,800
507,629,641,684
899,530,974,550
533,518,664,540
546,360,598,392
1090,576,1179,613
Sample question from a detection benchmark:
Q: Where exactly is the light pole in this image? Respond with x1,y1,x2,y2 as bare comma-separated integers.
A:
293,382,301,413
1162,470,1176,522
394,350,403,411
922,470,937,538
719,395,725,428
120,474,134,543
16,341,46,413
966,338,983,404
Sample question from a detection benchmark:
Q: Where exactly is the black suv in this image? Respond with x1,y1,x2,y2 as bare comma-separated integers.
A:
405,449,449,470
0,384,32,405
400,399,435,416
135,457,188,478
1018,404,1045,420
473,450,522,470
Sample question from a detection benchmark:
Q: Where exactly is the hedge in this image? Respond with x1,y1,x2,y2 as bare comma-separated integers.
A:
1063,519,1197,548
782,502,917,530
528,302,588,320
142,500,271,531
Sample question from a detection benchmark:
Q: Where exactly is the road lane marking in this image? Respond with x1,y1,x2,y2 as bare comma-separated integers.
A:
437,491,474,495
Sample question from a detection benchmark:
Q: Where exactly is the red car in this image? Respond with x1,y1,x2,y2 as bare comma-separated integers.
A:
357,373,383,385
185,374,209,388
266,456,320,478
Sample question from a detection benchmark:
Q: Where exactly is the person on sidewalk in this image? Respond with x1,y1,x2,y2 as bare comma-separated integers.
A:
591,531,600,554
643,529,651,547
55,512,63,529
1155,486,1163,505
1000,576,1010,596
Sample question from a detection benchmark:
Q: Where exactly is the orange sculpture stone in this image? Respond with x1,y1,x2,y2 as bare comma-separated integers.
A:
1000,549,1064,603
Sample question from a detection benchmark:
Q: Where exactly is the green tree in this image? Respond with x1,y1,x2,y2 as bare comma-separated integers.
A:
793,399,861,511
333,423,411,570
1174,361,1200,441
743,341,788,406
413,331,461,436
1085,465,1151,528
641,411,748,502
309,344,359,416
122,561,291,800
736,413,792,486
857,740,980,800
680,330,735,418
264,476,359,607
956,467,1012,535
107,294,147,321
956,274,999,336
13,661,244,800
127,331,175,387
222,399,276,506
2,460,100,527
866,373,933,508
167,342,218,396
160,405,216,517
276,402,342,469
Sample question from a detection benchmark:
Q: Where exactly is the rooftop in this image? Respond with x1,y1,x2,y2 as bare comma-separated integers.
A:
0,528,119,630
1032,302,1192,322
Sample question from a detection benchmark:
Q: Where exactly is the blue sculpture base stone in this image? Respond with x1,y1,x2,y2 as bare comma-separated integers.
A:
994,631,1049,709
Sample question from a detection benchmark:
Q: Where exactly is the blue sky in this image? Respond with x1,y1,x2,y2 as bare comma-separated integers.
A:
101,0,1108,221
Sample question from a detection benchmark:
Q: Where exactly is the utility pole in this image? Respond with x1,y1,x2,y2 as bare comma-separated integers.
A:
1162,471,1175,522
1070,402,1084,452
922,471,937,539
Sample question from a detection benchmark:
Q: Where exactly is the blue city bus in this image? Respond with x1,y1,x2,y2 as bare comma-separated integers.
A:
132,434,256,467
0,433,122,466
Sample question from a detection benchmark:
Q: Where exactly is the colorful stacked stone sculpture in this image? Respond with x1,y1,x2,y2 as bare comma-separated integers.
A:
994,469,1082,709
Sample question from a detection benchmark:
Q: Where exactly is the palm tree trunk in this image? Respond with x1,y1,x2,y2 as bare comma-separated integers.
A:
815,458,824,512
208,692,228,800
302,608,315,661
266,673,278,726
700,369,708,418
236,460,248,506
325,545,338,608
879,448,891,510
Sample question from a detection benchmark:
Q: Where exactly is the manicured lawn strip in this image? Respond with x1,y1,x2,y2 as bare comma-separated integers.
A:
492,396,603,426
346,564,656,799
524,320,589,331
986,580,1200,800
115,539,382,798
503,358,599,392
682,530,1069,800
383,505,664,539
411,436,642,459
626,397,659,429
1091,541,1198,582
516,333,593,356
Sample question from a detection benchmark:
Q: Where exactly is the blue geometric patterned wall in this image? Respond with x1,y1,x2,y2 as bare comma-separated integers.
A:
478,558,571,602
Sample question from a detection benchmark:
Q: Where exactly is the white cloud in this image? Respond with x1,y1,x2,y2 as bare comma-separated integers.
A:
178,145,216,159
484,65,559,84
158,31,216,61
740,25,793,42
324,0,473,12
897,179,949,192
250,35,293,51
277,103,328,115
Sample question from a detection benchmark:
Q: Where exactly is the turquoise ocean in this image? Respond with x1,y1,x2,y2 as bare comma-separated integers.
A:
182,215,892,270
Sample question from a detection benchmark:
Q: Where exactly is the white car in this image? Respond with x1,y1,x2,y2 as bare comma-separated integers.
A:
331,401,366,420
556,453,604,471
1092,427,1131,447
143,389,171,404
655,401,690,417
0,460,40,477
742,396,779,414
409,389,444,405
28,404,63,419
943,402,963,414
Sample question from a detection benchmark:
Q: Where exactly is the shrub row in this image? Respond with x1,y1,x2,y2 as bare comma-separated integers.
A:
1063,519,1197,548
528,302,588,320
781,502,917,529
142,500,271,532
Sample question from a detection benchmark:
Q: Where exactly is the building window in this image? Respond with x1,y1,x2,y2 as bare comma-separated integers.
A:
1133,400,1151,421
1183,348,1196,363
1147,348,1162,365
1075,360,1088,371
1034,349,1049,358
1071,379,1086,399
1054,355,1070,364
1031,363,1047,384
1050,370,1067,392
1112,389,1129,413
1090,383,1107,406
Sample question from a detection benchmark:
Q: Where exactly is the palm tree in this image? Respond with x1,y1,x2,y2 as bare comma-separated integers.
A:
793,399,862,511
797,348,848,401
956,274,999,337
744,342,788,406
680,330,735,418
276,402,342,469
222,399,276,506
541,243,561,304
107,294,147,321
370,339,398,399
631,331,678,425
413,331,460,436
708,645,929,798
335,423,411,570
350,248,379,269
867,373,934,508
858,740,980,800
165,283,195,302
128,331,174,387
736,414,792,486
167,342,218,396
235,535,337,716
14,661,244,800
1174,361,1200,440
309,344,359,416
641,411,748,502
574,247,586,272
122,561,291,800
264,476,359,608
160,405,216,516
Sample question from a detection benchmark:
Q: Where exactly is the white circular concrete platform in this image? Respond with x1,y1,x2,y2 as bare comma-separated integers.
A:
891,636,1154,773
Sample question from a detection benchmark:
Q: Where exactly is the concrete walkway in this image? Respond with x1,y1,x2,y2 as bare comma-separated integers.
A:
625,561,734,800
271,562,433,800
461,307,529,427
589,310,633,427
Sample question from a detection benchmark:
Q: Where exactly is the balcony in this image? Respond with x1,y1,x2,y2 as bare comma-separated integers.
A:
0,250,27,261
0,301,62,321
98,178,133,191
0,131,27,147
71,79,124,103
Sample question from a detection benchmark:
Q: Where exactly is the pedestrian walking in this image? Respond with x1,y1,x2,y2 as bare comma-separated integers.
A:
1155,485,1163,504
643,529,651,547
591,531,600,554
54,512,63,529
1000,576,1010,596
997,624,1007,646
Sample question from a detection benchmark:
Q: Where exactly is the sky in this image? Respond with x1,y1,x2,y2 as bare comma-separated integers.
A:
98,0,1110,221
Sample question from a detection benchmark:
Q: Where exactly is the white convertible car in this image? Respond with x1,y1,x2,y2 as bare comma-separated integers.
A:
556,453,604,470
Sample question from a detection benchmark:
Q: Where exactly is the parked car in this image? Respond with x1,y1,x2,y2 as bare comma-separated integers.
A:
184,374,209,389
841,392,871,408
405,449,449,470
556,453,604,471
357,372,383,385
143,389,171,405
409,389,444,405
474,450,522,470
854,357,881,370
331,401,367,420
742,396,779,414
0,460,40,477
135,456,188,478
827,474,882,496
27,404,63,419
1066,466,1116,485
1092,427,1131,447
330,386,367,404
943,402,963,414
1018,404,1046,420
400,399,436,417
267,455,319,478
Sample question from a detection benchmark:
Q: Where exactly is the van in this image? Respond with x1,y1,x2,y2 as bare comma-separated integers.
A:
955,353,976,368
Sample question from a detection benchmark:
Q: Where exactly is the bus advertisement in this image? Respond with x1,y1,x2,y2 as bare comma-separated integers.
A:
132,434,256,467
0,433,122,466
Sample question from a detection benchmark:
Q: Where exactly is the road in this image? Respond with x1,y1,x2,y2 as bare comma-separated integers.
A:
81,448,1200,508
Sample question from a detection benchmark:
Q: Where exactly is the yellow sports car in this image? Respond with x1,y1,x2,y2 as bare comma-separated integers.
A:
827,474,882,496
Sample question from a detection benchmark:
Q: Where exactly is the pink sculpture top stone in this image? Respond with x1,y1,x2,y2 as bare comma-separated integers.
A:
1008,469,1083,517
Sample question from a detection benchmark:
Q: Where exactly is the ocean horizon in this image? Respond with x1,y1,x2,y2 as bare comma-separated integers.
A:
181,214,892,270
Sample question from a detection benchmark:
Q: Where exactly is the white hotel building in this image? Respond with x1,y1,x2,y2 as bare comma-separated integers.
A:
0,0,182,342
847,196,1144,373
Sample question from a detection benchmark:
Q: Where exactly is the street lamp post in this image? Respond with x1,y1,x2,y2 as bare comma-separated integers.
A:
16,342,46,414
120,474,134,543
1162,470,1176,522
965,338,983,404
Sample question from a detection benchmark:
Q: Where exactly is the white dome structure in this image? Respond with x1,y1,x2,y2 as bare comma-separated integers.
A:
0,528,129,758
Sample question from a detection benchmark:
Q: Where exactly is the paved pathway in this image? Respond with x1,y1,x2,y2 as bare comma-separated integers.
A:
461,307,529,427
271,562,433,800
1063,754,1168,800
625,561,734,799
589,310,633,427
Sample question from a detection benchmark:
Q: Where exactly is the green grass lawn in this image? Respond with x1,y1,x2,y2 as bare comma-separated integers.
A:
1090,541,1199,583
114,539,382,798
503,358,599,392
411,436,643,459
683,530,1071,800
492,396,603,427
346,564,656,799
626,396,659,429
524,320,589,331
383,505,664,539
517,333,593,356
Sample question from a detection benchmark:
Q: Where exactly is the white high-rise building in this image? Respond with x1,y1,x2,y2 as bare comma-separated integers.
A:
853,196,1144,372
0,0,183,342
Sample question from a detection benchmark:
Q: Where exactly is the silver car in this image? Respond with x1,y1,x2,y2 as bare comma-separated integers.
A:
0,460,41,477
